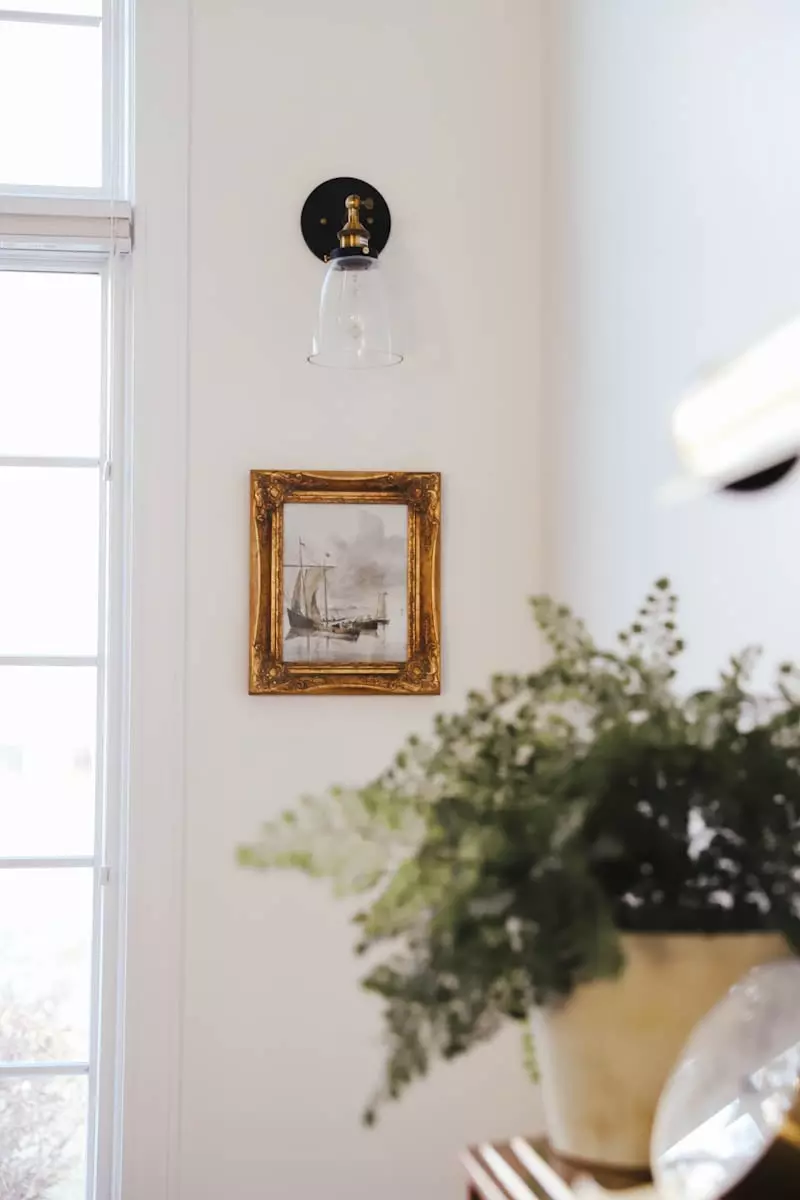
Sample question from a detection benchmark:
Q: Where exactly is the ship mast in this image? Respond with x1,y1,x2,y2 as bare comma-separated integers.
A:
322,557,330,623
298,539,309,618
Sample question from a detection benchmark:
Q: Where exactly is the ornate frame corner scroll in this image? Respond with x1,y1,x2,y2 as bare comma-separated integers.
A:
250,470,441,695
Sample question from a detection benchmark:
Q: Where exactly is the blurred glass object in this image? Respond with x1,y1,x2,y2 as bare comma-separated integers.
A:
652,960,800,1199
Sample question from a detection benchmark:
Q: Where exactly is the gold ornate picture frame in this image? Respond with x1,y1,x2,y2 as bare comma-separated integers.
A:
250,470,441,695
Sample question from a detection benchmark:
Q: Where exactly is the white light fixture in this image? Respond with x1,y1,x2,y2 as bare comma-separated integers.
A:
301,177,402,369
666,315,800,500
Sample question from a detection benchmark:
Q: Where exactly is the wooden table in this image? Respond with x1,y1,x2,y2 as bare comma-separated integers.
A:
461,1138,655,1199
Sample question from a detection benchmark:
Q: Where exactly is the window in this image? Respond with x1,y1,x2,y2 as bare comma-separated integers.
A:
0,1,122,195
0,5,130,1200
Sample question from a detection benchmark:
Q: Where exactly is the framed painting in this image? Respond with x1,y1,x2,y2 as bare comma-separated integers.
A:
250,470,441,695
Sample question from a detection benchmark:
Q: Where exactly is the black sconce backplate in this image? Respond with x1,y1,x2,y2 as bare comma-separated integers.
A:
300,176,392,261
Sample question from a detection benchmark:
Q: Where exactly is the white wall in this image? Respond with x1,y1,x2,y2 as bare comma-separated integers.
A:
543,0,800,682
176,3,543,1198
134,6,800,1195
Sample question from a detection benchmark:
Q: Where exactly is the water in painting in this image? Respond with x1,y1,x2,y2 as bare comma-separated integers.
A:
282,503,408,664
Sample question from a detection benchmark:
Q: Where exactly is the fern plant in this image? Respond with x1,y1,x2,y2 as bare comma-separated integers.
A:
238,581,800,1122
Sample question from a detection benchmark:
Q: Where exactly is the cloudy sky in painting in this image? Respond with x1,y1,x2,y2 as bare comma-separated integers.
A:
283,503,407,606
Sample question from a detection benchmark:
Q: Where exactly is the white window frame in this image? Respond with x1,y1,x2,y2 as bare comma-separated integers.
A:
0,3,191,1196
0,252,129,1200
0,0,130,200
0,3,139,1198
0,264,130,1200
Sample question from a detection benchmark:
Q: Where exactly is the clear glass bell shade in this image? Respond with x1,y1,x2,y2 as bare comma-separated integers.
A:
309,256,402,369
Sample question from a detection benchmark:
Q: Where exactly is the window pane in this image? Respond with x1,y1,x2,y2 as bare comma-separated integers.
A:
0,272,101,458
0,868,92,1062
0,468,99,656
0,668,96,857
0,1074,87,1200
3,2,100,13
0,21,101,188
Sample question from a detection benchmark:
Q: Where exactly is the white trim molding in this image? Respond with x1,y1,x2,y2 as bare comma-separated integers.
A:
116,1,191,1199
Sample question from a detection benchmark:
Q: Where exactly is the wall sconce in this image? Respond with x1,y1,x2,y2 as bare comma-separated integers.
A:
301,176,402,369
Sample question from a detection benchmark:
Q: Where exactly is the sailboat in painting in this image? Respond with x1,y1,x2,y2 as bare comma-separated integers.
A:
350,591,390,633
286,543,361,640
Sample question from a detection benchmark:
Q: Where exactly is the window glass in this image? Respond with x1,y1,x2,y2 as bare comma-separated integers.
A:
0,667,96,857
0,21,102,188
0,272,101,458
0,868,93,1063
0,467,99,656
0,1075,87,1200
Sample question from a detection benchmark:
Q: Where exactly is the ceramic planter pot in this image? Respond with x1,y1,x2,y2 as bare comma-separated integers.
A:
531,932,791,1171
